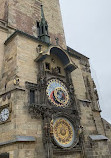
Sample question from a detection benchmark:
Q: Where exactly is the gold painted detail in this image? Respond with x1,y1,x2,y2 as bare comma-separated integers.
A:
13,78,20,85
53,118,74,146
54,87,69,106
46,79,70,107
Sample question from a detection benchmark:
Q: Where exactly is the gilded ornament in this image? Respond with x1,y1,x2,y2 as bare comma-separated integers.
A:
53,117,75,148
46,79,70,107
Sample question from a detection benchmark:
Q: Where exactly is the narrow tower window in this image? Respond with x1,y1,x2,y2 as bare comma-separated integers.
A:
45,26,48,35
37,21,40,37
30,90,35,104
45,62,50,70
42,26,44,34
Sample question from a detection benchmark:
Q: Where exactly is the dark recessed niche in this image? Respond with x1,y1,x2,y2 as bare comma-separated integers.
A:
30,90,35,104
57,66,61,74
37,21,40,28
37,21,40,37
0,153,9,158
45,62,50,70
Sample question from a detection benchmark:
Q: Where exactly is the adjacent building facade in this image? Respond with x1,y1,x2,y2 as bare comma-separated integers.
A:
0,0,111,157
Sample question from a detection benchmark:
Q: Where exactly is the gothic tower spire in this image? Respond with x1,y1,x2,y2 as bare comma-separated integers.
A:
39,5,50,44
41,4,45,19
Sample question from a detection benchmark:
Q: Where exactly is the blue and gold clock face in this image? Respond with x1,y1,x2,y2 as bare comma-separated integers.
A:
46,79,70,107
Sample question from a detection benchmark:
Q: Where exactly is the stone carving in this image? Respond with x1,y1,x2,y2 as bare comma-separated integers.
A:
26,55,81,157
2,94,6,101
83,76,101,111
51,67,60,75
53,118,74,147
7,92,11,100
2,92,11,101
13,78,20,86
55,37,59,45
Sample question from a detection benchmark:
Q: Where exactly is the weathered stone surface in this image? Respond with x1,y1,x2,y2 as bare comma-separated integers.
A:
0,0,8,21
0,0,111,158
4,0,66,49
0,29,7,79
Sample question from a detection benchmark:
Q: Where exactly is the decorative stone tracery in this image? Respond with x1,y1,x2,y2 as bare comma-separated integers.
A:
26,46,81,158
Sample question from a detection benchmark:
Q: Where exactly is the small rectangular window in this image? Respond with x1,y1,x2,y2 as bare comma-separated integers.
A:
45,62,50,70
42,26,44,34
30,90,35,104
37,21,40,37
37,21,40,28
0,153,9,158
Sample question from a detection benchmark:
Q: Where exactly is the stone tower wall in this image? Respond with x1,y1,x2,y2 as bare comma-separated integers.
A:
41,0,66,48
0,0,7,21
0,35,17,91
0,29,7,79
0,0,66,49
0,0,111,158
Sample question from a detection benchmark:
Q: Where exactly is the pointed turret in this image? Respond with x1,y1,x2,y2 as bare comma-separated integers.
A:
39,5,50,44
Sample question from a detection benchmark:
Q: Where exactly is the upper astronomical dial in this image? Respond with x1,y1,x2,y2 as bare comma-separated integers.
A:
46,79,70,107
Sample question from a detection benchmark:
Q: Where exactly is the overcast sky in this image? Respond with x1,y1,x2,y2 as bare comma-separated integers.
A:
59,0,111,124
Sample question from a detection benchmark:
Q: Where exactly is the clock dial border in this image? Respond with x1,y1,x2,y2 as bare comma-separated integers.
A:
0,103,12,124
51,115,79,149
0,108,10,122
46,79,70,107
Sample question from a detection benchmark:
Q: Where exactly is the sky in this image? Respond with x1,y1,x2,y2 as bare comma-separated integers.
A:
59,0,111,123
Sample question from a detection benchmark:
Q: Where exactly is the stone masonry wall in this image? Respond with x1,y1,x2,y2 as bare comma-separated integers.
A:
0,0,8,21
71,57,86,100
5,0,66,49
69,48,111,157
0,0,111,157
41,0,66,48
0,28,7,79
53,153,81,158
8,0,41,36
14,90,45,158
0,90,17,144
0,35,17,92
0,89,45,158
16,34,48,87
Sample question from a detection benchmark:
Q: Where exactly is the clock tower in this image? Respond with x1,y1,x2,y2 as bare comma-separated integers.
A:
0,0,111,158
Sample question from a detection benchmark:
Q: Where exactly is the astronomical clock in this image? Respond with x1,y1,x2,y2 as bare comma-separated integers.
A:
53,117,75,148
27,46,81,156
46,79,70,107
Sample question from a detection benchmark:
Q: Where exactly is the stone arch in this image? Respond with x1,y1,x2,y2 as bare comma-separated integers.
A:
36,46,77,73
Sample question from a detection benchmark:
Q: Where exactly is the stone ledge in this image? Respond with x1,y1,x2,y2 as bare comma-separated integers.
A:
53,147,81,154
89,135,108,141
79,99,91,103
4,30,50,46
0,136,36,147
0,86,25,96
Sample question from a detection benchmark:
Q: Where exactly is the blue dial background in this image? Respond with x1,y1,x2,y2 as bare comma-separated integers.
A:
47,79,66,96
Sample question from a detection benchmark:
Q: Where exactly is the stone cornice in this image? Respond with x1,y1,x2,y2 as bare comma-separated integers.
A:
0,136,36,147
67,46,89,60
0,87,25,96
4,30,51,46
